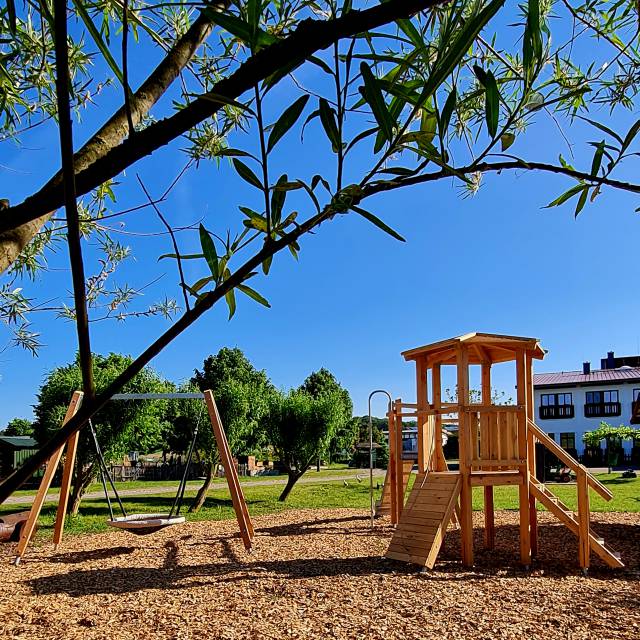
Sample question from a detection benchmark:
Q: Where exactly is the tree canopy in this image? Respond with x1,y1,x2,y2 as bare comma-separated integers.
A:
2,418,33,437
4,0,640,499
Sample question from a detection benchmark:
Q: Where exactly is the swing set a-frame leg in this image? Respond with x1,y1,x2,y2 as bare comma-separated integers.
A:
14,391,83,564
204,390,254,551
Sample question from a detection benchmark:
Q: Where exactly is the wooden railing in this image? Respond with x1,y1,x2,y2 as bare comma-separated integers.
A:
527,418,612,500
467,406,524,469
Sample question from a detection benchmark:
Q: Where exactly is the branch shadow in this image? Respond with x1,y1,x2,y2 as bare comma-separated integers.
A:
50,546,136,565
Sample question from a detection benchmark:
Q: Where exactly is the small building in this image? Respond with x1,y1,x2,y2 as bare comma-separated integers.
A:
0,436,39,479
533,350,640,462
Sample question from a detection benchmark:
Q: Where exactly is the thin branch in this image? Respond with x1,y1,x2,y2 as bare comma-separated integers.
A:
136,175,191,311
52,0,95,400
122,0,135,137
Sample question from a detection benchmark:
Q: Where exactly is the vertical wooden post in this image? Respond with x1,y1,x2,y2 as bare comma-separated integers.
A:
577,465,590,572
432,363,446,472
525,351,538,557
456,345,474,567
388,402,398,525
16,391,83,562
515,350,531,567
481,362,495,550
416,359,429,473
394,399,404,520
204,390,254,549
52,430,81,547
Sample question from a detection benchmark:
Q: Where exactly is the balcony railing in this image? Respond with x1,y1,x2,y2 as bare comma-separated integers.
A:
539,404,575,420
584,402,621,418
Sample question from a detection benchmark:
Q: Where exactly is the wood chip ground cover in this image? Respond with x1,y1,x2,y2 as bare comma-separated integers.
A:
0,509,638,639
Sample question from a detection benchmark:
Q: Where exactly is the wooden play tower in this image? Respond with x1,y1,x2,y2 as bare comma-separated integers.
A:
382,333,623,571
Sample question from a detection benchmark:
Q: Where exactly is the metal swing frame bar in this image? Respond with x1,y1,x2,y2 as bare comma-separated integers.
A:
13,389,254,565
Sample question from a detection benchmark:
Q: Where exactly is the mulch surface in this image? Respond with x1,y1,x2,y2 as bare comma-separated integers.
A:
0,509,638,639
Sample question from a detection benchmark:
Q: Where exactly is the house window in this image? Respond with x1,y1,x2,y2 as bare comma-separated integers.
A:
634,389,640,402
539,393,574,419
560,432,575,450
584,390,621,417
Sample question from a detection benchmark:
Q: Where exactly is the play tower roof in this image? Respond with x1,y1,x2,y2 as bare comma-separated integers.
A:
401,332,546,365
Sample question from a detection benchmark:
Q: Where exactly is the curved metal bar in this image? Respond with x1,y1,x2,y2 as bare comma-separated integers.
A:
368,389,393,530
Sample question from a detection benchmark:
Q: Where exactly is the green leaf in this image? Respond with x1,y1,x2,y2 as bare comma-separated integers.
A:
574,186,589,217
544,183,586,208
72,0,124,85
439,86,457,138
352,206,405,242
232,158,263,189
240,207,268,232
359,62,395,142
267,95,309,153
225,289,236,319
621,119,640,155
262,254,273,275
238,284,271,308
420,109,437,146
501,132,516,151
199,224,218,279
199,92,255,116
271,174,288,225
473,65,499,138
578,116,623,144
318,98,341,153
590,140,605,177
202,9,253,44
158,253,204,261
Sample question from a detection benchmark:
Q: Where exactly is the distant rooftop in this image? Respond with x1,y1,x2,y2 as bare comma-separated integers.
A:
0,436,38,448
534,367,640,387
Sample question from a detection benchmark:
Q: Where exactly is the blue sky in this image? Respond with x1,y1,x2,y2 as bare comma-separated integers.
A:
1,8,640,423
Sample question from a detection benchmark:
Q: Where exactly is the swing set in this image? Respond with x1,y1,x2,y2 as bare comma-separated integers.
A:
13,389,254,565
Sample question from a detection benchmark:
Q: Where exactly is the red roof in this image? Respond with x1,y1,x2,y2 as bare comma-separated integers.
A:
534,367,640,387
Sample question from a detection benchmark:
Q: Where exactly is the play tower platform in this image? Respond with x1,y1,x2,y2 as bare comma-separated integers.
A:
382,333,622,571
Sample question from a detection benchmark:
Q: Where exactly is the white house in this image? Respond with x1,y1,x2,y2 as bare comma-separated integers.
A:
533,350,640,459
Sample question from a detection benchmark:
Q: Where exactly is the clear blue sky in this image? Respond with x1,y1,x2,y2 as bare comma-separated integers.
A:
1,11,639,423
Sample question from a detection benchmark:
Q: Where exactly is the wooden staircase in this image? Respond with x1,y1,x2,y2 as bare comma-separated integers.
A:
529,477,623,568
376,459,414,517
385,471,461,568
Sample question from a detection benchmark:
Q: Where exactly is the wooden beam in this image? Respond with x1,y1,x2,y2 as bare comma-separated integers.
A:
525,351,538,557
481,362,495,550
204,390,254,549
394,399,405,521
52,430,80,547
515,350,531,567
416,359,429,473
456,345,473,567
388,404,398,525
577,465,590,571
16,391,83,563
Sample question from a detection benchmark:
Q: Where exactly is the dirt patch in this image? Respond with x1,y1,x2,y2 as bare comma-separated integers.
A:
0,509,638,639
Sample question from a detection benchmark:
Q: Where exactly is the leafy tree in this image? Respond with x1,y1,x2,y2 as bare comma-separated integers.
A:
262,389,343,500
583,422,638,473
33,353,173,513
2,418,33,437
6,0,640,501
299,368,354,463
351,416,389,467
189,347,274,511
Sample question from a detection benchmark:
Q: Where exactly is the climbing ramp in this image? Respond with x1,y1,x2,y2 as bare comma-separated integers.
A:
385,471,460,568
375,459,414,517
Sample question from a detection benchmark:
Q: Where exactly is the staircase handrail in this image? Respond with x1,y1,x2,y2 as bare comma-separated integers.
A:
527,418,613,501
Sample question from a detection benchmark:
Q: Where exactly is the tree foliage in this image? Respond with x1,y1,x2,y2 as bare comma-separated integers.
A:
261,389,344,500
583,421,638,473
33,353,172,512
5,0,640,498
2,418,34,436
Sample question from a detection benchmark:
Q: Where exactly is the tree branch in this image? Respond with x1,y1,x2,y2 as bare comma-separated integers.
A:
53,0,95,400
0,10,217,273
0,0,454,239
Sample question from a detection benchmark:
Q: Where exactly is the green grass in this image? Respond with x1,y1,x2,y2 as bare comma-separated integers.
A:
9,466,361,499
2,472,637,541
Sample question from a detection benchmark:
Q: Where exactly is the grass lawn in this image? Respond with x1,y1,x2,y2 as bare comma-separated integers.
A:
1,472,637,539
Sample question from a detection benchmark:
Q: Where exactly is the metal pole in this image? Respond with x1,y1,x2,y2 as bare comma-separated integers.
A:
368,390,393,530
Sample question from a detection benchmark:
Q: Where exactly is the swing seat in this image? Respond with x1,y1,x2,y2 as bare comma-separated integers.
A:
107,513,186,536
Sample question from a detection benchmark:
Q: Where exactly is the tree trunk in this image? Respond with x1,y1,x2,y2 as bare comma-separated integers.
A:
278,471,303,502
69,465,94,515
189,460,214,513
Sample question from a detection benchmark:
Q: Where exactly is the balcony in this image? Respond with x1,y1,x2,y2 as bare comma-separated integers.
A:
539,405,574,420
584,402,621,418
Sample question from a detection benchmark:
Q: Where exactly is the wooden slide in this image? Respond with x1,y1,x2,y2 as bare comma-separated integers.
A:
385,471,461,568
375,459,414,517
